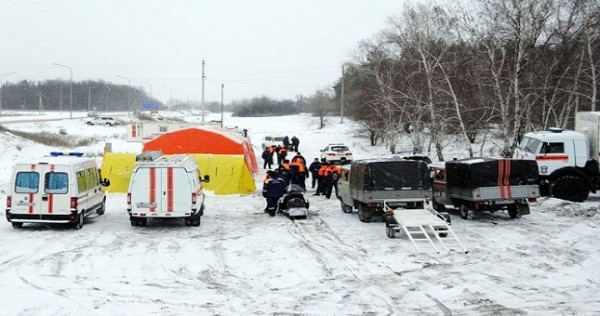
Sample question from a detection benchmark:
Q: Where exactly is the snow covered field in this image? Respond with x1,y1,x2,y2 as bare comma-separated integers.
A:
0,111,599,315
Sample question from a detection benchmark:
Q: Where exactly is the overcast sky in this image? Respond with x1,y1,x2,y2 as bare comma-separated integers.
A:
0,0,418,103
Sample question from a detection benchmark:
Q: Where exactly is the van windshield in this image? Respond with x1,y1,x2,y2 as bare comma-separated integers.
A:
45,172,69,194
15,172,39,193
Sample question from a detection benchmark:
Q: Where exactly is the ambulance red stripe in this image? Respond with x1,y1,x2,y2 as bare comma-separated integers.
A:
149,167,156,212
167,167,174,212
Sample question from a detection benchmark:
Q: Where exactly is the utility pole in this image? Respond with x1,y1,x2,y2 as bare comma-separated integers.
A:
341,64,345,123
53,63,73,119
59,84,63,114
202,60,206,123
88,86,91,111
220,83,224,128
38,92,44,114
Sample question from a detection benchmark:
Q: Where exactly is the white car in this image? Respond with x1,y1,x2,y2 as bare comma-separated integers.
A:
261,136,285,150
320,144,353,163
86,116,118,126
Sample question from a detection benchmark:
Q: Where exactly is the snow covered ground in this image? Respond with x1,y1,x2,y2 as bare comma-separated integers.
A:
0,111,599,315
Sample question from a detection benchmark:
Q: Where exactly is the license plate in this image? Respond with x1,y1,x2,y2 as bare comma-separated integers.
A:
136,202,157,208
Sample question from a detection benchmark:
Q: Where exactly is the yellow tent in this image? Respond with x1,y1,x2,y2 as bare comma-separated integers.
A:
101,152,256,195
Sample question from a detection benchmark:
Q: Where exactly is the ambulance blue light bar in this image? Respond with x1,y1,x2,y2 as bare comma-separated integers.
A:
50,151,84,157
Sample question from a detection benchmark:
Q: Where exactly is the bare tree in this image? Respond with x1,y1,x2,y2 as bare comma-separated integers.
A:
308,90,334,129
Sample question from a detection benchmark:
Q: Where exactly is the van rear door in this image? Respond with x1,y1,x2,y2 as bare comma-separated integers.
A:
131,167,192,216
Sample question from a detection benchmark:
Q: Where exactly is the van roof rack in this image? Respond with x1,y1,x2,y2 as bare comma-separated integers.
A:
136,151,163,161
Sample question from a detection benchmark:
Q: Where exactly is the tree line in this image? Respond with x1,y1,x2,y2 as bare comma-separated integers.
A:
333,0,600,160
1,79,162,112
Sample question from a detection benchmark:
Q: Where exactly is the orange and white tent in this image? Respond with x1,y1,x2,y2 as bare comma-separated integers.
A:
102,127,257,195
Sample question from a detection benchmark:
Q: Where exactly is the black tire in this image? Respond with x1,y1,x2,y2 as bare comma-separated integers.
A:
386,225,395,239
190,214,201,227
11,222,23,229
86,122,93,126
96,200,106,215
358,204,372,222
130,218,138,227
73,212,84,230
341,203,352,213
138,218,147,227
552,175,589,202
459,204,470,220
508,206,522,219
106,123,112,126
432,200,445,212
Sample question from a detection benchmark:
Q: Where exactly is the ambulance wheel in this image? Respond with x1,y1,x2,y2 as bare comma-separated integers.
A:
459,204,471,220
130,218,138,227
73,212,84,230
508,206,521,219
189,214,201,227
96,200,106,215
11,222,23,229
385,225,395,238
138,218,147,227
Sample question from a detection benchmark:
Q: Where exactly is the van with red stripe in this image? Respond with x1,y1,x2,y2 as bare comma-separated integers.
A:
127,151,209,227
5,152,111,229
431,158,539,220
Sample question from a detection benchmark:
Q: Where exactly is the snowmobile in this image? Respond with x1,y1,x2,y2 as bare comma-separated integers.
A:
277,184,309,220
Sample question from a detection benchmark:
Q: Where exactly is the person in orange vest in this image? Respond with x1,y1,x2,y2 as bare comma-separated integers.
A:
290,159,307,189
314,161,329,196
277,159,291,185
277,146,288,166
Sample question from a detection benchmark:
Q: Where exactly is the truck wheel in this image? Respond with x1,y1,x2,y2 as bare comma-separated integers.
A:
508,206,522,219
11,222,23,229
130,218,139,227
459,204,471,220
138,218,147,227
432,200,445,212
341,203,352,213
552,175,589,202
386,225,395,239
358,205,372,222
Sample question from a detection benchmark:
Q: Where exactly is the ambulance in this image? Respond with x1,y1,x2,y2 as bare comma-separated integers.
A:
5,152,111,229
127,151,209,227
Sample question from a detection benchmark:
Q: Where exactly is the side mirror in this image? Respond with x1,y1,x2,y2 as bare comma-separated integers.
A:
202,175,210,183
101,178,111,187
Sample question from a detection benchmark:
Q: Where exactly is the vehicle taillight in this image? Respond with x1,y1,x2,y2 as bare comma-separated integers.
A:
327,153,336,156
127,193,131,206
192,192,197,204
70,197,78,209
6,196,11,208
423,193,430,199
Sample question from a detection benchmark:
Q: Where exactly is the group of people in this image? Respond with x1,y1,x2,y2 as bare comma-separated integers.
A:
261,135,301,169
262,151,308,215
262,154,350,215
309,157,349,199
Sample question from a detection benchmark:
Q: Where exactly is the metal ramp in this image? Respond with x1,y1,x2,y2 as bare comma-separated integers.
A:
384,200,468,253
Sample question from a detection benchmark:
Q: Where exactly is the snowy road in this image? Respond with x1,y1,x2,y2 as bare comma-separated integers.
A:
1,190,599,315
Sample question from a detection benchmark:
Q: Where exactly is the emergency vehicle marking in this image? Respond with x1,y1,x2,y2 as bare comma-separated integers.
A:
535,154,569,161
498,159,513,199
149,167,156,212
29,164,36,214
48,164,55,213
167,167,174,212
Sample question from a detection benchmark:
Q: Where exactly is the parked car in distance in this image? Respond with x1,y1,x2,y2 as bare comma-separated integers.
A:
320,143,353,163
86,116,119,126
261,136,285,150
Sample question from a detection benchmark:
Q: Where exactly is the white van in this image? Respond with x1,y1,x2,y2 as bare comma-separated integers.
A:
5,152,111,229
127,151,209,227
